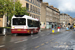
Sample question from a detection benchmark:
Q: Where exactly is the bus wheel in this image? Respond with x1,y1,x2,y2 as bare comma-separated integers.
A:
36,32,38,34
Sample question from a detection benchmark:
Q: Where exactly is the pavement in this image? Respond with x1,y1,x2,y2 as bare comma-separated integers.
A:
40,28,66,33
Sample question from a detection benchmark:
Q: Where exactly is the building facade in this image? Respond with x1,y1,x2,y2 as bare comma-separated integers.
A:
73,18,75,24
60,13,73,27
17,0,42,20
69,17,74,25
0,15,7,27
40,3,46,29
41,3,60,29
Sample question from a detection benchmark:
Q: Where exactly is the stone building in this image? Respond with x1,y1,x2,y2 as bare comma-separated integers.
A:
40,2,60,29
17,0,42,20
60,13,73,27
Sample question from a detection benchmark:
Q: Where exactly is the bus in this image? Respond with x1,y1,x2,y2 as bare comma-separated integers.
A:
11,15,40,34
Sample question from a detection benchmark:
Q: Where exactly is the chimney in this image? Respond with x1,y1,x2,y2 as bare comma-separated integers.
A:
43,2,49,6
50,5,54,9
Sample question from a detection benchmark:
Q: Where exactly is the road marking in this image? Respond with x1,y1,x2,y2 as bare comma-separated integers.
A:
0,45,5,48
15,39,28,43
46,42,49,43
35,46,39,48
32,36,39,39
54,45,69,48
41,43,44,45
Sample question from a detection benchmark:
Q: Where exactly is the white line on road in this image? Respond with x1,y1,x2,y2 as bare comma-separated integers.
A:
15,39,28,43
32,36,39,39
0,45,5,48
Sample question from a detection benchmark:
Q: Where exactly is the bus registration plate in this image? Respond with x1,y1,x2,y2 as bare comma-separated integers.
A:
17,29,21,31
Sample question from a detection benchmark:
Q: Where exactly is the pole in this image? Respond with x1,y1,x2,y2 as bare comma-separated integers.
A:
7,13,8,27
14,0,15,11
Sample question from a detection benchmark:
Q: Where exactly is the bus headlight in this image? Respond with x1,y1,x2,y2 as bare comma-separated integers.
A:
12,26,14,29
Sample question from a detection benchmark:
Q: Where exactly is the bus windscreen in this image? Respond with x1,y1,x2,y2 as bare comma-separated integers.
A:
13,18,26,25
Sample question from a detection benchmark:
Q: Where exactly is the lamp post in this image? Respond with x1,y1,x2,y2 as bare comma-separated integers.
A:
14,0,15,11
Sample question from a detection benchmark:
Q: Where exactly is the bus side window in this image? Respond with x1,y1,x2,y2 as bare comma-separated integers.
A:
28,19,33,27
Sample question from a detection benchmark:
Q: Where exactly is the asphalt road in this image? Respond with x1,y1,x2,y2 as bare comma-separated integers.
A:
0,29,75,50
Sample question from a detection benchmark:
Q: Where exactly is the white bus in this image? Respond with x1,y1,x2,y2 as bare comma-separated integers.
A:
11,15,40,34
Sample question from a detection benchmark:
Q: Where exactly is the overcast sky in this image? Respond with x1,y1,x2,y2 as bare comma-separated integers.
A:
43,0,75,18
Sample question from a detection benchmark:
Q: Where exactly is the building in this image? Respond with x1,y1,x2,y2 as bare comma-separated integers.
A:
50,6,60,24
73,18,75,24
40,3,46,29
60,13,73,27
17,0,42,20
69,17,74,25
0,15,7,27
40,2,60,29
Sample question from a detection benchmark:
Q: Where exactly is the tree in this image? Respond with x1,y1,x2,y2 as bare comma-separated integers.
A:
0,0,5,17
0,0,29,26
15,1,29,15
8,1,29,20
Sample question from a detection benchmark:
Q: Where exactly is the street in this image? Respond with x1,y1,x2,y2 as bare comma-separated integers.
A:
0,29,75,50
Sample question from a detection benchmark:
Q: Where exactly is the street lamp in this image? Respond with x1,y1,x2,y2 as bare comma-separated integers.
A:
14,0,15,11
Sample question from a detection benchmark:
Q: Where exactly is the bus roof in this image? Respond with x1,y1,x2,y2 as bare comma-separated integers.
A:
12,15,39,21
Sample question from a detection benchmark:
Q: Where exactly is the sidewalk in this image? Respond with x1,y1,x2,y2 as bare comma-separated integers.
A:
0,32,11,36
40,28,66,34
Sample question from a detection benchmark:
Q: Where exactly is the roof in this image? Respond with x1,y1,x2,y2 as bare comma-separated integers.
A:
12,15,39,21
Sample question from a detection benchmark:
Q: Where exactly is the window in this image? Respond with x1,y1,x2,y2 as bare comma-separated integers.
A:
26,3,29,9
26,0,29,1
31,0,32,2
13,18,26,25
28,19,40,27
30,5,32,11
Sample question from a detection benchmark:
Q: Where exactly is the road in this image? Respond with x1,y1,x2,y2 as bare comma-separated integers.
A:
0,29,75,50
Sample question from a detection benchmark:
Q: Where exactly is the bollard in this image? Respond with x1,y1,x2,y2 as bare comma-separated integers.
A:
57,28,60,32
66,27,69,31
3,28,6,36
57,26,60,32
52,28,54,33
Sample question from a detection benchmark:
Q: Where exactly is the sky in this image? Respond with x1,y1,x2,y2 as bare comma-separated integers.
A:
43,0,75,18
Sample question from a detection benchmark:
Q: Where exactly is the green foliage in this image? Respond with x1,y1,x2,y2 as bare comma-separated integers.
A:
14,1,29,15
0,0,5,17
0,0,29,20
